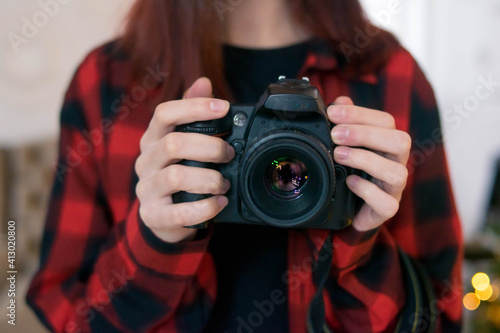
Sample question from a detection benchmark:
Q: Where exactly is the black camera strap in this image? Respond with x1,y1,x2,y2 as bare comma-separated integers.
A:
306,233,436,333
306,232,334,333
395,248,438,333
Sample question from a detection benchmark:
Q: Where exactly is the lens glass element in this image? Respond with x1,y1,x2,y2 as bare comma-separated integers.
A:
265,157,308,199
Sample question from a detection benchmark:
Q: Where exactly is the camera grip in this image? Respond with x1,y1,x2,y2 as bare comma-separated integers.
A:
172,118,232,229
171,159,212,229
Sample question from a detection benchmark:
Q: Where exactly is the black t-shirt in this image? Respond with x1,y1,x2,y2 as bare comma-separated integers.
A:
204,42,309,333
223,42,309,103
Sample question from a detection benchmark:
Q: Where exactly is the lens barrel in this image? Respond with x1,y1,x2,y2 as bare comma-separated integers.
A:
239,131,335,228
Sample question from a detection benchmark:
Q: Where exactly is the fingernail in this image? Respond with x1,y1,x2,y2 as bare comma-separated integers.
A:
335,146,351,160
223,178,231,192
328,105,345,119
346,175,359,188
226,144,235,159
210,99,229,112
217,196,229,208
331,125,349,142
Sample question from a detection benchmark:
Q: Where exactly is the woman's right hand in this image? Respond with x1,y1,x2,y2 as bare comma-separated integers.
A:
135,77,235,243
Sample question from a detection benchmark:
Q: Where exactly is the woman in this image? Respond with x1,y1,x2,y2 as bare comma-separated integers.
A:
27,0,463,332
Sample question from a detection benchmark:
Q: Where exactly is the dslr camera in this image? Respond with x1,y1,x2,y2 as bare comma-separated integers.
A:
173,77,363,230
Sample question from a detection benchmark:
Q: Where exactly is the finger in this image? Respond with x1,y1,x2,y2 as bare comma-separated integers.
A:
142,77,217,149
331,125,411,163
334,146,408,197
352,204,386,232
143,196,228,229
184,77,213,99
136,133,235,177
346,175,400,231
136,165,231,200
327,104,396,129
333,96,354,106
141,97,230,147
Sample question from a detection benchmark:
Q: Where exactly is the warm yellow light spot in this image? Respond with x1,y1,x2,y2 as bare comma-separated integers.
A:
476,285,493,301
489,284,499,302
472,272,490,291
463,293,481,311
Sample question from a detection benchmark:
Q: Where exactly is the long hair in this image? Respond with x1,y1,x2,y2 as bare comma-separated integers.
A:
118,0,399,102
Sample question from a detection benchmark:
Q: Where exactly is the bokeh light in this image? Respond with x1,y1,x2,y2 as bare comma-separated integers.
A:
472,272,490,291
476,285,494,301
489,284,499,302
464,292,481,311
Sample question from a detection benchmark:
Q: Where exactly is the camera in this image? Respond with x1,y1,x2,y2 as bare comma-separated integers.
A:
173,77,363,230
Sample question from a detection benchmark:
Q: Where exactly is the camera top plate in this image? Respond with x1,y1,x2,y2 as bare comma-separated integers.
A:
263,78,324,113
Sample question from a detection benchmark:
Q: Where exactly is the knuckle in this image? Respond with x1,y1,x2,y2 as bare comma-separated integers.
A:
364,182,378,199
139,204,156,226
164,164,183,190
198,98,211,110
350,148,365,166
384,113,396,128
160,205,185,229
206,180,220,195
134,157,145,176
216,172,227,187
383,198,400,220
354,127,369,146
198,199,217,217
139,134,148,152
151,107,163,126
398,132,412,154
188,200,211,217
182,98,206,114
135,181,146,198
392,164,408,187
386,197,399,219
164,132,182,156
192,199,207,215
153,102,169,122
206,172,225,194
211,139,228,160
172,205,191,228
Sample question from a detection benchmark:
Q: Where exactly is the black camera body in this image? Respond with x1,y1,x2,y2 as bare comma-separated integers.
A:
173,78,362,230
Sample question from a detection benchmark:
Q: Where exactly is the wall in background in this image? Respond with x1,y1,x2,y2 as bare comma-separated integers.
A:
0,0,133,146
360,0,500,239
1,0,499,240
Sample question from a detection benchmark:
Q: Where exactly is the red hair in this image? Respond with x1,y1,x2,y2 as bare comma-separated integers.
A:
118,0,399,102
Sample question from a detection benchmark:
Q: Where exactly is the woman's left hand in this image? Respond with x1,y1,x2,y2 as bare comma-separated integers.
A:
328,96,412,232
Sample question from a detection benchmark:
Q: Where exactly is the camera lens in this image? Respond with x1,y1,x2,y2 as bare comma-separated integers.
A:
265,157,308,199
239,131,335,228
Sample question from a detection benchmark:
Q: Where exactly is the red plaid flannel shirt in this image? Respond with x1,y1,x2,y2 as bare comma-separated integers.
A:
27,41,463,332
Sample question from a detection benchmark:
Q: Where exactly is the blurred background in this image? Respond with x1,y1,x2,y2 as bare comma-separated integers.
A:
0,0,499,332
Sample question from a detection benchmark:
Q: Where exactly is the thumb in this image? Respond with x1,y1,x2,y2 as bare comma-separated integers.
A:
184,77,213,99
333,96,354,106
